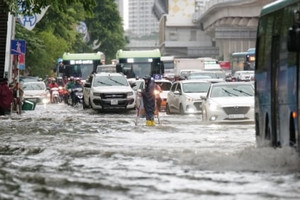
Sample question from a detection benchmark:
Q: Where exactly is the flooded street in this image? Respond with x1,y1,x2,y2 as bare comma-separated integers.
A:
1,103,300,200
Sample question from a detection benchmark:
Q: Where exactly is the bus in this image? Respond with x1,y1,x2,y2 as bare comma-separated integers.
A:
231,48,255,72
255,0,300,151
116,49,164,79
231,51,247,72
61,52,105,80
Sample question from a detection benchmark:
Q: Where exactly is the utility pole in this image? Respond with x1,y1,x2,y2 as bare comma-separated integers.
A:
0,0,8,78
5,13,15,82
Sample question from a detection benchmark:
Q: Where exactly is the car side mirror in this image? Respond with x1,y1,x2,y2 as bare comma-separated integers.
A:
200,95,207,100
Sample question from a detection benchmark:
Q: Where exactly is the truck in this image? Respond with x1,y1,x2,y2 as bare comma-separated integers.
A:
173,57,222,78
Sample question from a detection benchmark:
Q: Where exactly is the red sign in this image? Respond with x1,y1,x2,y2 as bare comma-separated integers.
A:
219,61,230,70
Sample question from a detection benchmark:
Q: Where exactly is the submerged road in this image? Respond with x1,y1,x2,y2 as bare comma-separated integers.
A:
0,103,299,200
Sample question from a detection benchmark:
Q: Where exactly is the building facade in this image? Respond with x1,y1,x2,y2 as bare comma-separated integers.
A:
128,0,158,37
153,0,219,58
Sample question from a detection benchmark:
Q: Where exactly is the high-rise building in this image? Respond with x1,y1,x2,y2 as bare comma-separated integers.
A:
114,0,127,30
153,0,219,58
128,0,159,37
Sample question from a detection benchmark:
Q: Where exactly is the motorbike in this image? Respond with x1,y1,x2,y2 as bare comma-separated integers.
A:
67,87,83,106
50,87,60,103
58,86,67,103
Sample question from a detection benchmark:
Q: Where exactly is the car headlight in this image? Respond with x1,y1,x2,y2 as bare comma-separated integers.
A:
127,91,134,96
42,98,48,104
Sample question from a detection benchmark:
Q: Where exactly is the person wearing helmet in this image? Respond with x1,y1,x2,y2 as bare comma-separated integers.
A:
65,77,75,90
142,75,156,126
56,77,64,87
48,78,59,103
74,78,82,87
65,77,75,104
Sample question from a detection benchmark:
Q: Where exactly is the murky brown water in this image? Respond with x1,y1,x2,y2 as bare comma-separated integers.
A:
0,103,299,200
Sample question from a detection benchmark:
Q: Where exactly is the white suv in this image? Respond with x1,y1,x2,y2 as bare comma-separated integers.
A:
83,73,136,111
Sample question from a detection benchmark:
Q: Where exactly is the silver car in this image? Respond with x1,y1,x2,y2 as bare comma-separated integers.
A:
22,81,49,104
166,80,211,114
201,82,254,123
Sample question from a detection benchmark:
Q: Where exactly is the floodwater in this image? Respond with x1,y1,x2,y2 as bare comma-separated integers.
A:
0,103,300,200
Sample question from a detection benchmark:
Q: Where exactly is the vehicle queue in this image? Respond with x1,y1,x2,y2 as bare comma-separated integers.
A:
16,65,255,126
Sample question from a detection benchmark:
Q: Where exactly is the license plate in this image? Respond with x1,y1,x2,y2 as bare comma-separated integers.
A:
111,99,118,105
75,92,83,96
229,114,245,119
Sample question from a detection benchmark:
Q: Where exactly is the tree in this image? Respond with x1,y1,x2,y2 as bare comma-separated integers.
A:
0,0,96,78
14,2,91,77
2,0,127,77
86,0,126,63
2,0,96,16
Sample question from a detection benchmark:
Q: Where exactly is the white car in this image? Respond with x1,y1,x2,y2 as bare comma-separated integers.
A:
166,80,211,114
201,82,254,122
22,81,49,104
83,73,136,111
232,70,254,82
154,79,172,111
187,71,226,81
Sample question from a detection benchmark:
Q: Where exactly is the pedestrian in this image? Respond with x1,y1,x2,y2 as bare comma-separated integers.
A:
142,75,156,126
0,77,13,115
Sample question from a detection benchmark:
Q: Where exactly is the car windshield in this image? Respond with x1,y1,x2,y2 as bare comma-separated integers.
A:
188,75,212,80
23,82,46,90
211,84,254,97
155,82,172,91
93,76,128,87
20,76,40,83
182,82,211,93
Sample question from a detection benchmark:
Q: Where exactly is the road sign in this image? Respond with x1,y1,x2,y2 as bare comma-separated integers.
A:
11,40,26,55
153,74,162,80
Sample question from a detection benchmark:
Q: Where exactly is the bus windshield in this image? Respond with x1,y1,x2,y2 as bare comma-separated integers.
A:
64,64,92,80
120,63,152,78
61,52,105,80
116,49,163,79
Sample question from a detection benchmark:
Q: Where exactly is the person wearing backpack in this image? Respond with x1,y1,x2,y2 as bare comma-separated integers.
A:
0,78,13,115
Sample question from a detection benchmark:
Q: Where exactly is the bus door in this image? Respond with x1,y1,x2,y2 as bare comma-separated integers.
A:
270,35,280,146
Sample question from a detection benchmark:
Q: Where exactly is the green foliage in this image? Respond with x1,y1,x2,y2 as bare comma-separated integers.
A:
10,0,126,77
86,0,126,63
3,0,96,16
